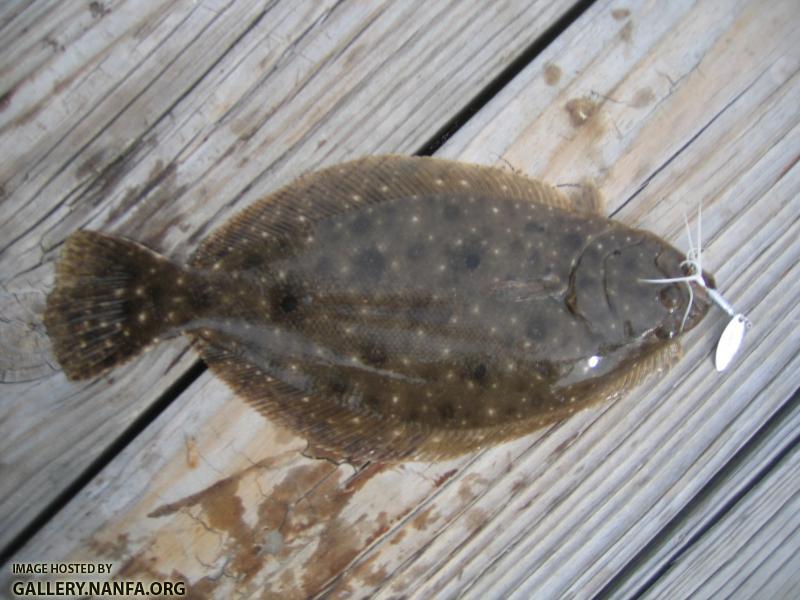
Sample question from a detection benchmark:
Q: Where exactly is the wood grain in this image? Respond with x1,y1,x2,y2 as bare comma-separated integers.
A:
2,0,799,597
0,0,579,549
643,441,800,599
607,390,800,597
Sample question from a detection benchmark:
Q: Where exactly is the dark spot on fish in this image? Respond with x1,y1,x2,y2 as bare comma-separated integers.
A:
525,221,546,234
351,214,371,234
270,284,304,322
354,247,385,278
437,402,455,421
467,363,489,386
279,293,298,314
533,361,559,381
620,251,641,271
624,320,634,337
526,315,549,339
360,341,388,367
272,237,295,257
405,296,446,328
240,251,266,271
315,255,333,276
328,377,348,396
659,286,680,311
406,242,425,261
364,395,381,410
443,204,461,220
464,252,481,270
563,231,583,251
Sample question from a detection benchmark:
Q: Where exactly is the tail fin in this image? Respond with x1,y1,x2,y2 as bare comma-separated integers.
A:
44,231,186,380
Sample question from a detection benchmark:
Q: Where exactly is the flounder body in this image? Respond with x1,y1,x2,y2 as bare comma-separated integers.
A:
45,156,713,462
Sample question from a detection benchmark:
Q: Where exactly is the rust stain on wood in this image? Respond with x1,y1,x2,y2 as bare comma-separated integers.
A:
364,511,392,546
116,553,186,591
360,561,389,587
565,97,600,128
134,456,397,596
390,527,407,545
511,476,530,495
434,468,458,487
466,507,488,531
150,474,264,579
345,461,389,492
620,20,634,43
89,1,111,18
544,62,562,86
184,436,198,469
631,87,655,108
411,505,439,531
612,8,631,21
564,96,608,142
457,473,489,503
299,516,362,596
87,533,130,561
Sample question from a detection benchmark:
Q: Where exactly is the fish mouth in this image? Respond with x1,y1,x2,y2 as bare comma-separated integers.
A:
683,281,711,330
681,266,714,331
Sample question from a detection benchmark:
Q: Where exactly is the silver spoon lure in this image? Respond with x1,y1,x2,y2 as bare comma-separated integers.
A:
639,205,751,372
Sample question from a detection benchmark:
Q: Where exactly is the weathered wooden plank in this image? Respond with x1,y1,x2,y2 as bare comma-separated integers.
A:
607,390,800,598
642,442,800,599
1,0,331,547
4,0,799,598
0,0,583,555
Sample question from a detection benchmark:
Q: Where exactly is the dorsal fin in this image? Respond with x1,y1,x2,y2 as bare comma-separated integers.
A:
556,180,606,214
190,155,576,270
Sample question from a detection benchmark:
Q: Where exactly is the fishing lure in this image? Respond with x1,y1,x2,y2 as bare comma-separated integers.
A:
638,206,750,372
45,156,732,462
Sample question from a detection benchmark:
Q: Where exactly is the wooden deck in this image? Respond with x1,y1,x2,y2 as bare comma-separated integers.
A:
1,0,798,597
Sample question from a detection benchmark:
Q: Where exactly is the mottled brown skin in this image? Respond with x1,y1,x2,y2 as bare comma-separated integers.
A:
45,156,714,462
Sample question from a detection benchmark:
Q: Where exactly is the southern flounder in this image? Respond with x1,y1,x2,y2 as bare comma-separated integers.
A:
44,156,714,462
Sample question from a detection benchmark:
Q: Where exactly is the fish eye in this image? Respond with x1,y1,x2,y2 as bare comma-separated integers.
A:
659,285,681,311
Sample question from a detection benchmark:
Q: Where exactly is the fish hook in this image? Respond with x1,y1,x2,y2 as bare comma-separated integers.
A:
638,204,751,371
